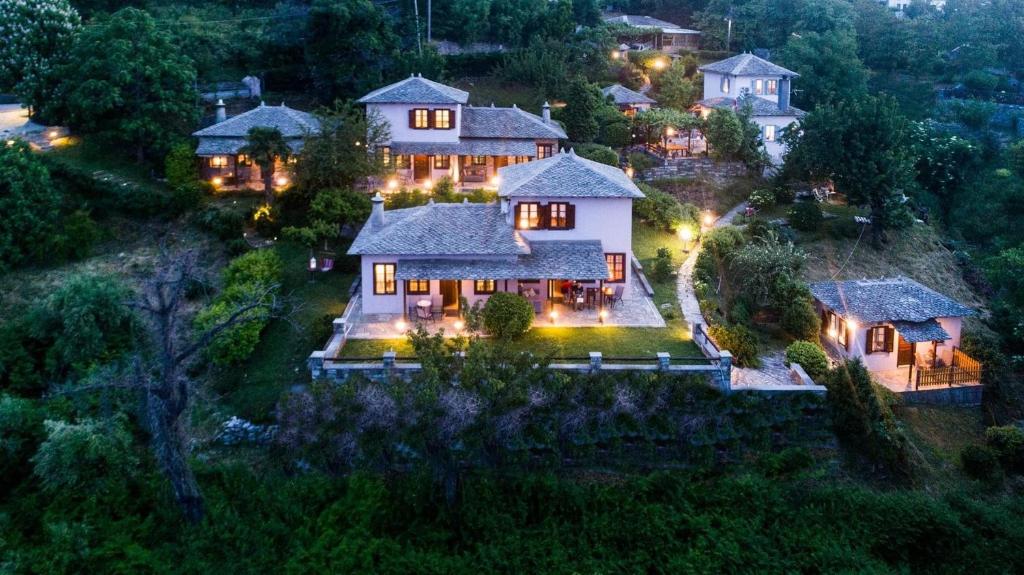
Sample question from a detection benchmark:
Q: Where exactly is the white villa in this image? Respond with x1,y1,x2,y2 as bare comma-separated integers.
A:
357,74,566,188
348,149,646,324
809,277,982,392
694,53,805,163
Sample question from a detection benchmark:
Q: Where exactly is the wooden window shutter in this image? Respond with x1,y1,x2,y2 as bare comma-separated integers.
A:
567,203,576,229
428,109,436,129
539,204,549,229
844,324,851,351
821,310,828,334
514,203,523,229
885,326,894,353
408,109,416,128
866,327,875,354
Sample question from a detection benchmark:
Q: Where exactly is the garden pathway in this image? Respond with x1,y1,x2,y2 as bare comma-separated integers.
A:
676,202,796,389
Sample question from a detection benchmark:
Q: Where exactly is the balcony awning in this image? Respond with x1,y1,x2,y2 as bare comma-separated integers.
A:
893,319,950,343
395,240,610,281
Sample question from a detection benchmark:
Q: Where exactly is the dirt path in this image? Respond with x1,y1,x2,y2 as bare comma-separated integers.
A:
676,201,794,388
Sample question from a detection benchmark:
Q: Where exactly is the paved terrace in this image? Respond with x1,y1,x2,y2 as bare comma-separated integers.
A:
345,273,665,340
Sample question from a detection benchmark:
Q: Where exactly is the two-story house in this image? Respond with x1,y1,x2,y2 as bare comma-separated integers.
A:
357,74,566,188
694,53,805,164
192,101,318,188
348,149,643,318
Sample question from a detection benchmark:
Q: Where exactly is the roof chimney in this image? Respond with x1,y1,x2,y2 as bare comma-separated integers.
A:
779,76,791,112
542,101,551,123
215,99,226,123
370,192,385,227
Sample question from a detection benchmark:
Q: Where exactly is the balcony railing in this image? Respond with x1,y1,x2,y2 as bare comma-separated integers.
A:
915,347,982,390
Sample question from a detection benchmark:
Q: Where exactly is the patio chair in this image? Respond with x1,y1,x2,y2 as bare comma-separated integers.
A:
416,306,433,323
532,300,543,314
430,294,444,318
607,286,624,308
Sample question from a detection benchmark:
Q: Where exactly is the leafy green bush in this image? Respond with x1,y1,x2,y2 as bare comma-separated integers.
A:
0,395,44,490
1008,141,1024,177
774,186,796,204
748,189,776,210
653,247,674,281
195,206,245,240
785,341,829,381
986,426,1024,472
32,416,139,494
634,183,698,231
482,292,534,340
53,209,101,262
572,143,619,166
827,217,863,239
165,142,199,189
708,323,759,367
960,444,1000,480
223,249,284,287
694,226,745,284
628,151,656,174
963,70,999,92
788,201,823,232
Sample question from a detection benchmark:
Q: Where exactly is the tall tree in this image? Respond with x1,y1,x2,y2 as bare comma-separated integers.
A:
305,0,400,103
294,102,391,192
572,0,600,27
562,77,601,143
54,7,196,162
241,127,291,205
702,108,744,160
653,58,701,110
0,0,80,119
0,140,63,271
784,95,914,248
778,30,868,109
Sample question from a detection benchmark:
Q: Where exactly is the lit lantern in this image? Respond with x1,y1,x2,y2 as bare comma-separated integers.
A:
679,226,693,243
309,257,317,272
611,50,621,60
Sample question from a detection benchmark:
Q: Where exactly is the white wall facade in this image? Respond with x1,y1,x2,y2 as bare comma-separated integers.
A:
367,102,462,144
703,72,783,103
822,313,965,372
751,115,799,164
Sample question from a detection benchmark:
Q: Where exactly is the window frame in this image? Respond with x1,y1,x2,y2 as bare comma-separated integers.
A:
471,155,487,166
753,79,764,95
209,155,229,168
236,154,252,166
516,202,542,230
433,108,452,129
372,263,397,295
433,155,450,169
766,79,778,95
763,125,777,142
474,279,496,294
411,108,430,129
380,146,391,167
721,76,731,94
537,144,553,159
395,154,410,169
605,253,626,283
548,202,571,230
406,279,430,295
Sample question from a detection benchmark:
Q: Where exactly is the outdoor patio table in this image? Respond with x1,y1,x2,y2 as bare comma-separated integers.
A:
417,299,431,308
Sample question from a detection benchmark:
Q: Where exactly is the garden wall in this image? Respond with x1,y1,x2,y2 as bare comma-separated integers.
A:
640,159,750,182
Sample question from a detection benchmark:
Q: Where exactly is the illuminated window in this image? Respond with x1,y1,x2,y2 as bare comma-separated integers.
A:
763,125,777,142
380,146,391,166
433,109,452,129
766,80,778,95
236,154,251,166
516,202,541,230
516,155,530,163
433,155,450,169
411,108,430,129
474,279,496,294
209,156,228,168
373,263,396,295
406,279,429,295
754,79,764,95
471,155,487,165
548,202,571,229
721,76,731,94
395,155,410,169
537,144,553,159
605,253,626,283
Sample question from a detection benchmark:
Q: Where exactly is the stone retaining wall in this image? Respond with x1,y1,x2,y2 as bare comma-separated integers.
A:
640,158,750,182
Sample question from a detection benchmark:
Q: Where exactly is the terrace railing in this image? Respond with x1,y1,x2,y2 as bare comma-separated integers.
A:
915,347,983,390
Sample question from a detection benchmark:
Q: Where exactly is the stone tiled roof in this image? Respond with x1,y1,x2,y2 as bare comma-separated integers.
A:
498,150,645,199
460,106,566,139
357,75,470,105
395,240,610,280
892,320,951,343
195,138,305,156
348,202,528,256
697,96,805,118
192,104,318,138
601,84,657,106
809,277,974,324
603,14,700,35
699,53,799,78
389,139,537,157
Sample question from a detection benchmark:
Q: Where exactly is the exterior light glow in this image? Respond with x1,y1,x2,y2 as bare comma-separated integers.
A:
387,178,398,190
395,319,407,332
48,130,58,139
703,212,714,227
549,310,558,323
665,127,676,137
454,320,465,331
625,167,635,178
275,176,289,187
828,327,838,339
679,226,693,242
846,319,859,331
599,309,608,323
611,50,621,59
424,179,434,190
5,140,14,147
490,175,501,186
652,58,667,70
211,176,223,187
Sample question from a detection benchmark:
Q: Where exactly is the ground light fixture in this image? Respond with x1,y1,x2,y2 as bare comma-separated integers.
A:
625,167,635,178
211,176,223,187
424,179,434,190
454,320,465,331
490,175,501,186
387,178,398,191
599,309,608,324
275,176,289,187
395,319,407,332
703,211,715,227
549,310,558,324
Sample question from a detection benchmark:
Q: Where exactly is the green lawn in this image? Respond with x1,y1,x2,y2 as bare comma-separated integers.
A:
218,241,355,420
46,138,168,194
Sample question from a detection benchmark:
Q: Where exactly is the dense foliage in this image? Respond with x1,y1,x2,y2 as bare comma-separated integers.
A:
0,141,63,271
482,292,534,340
